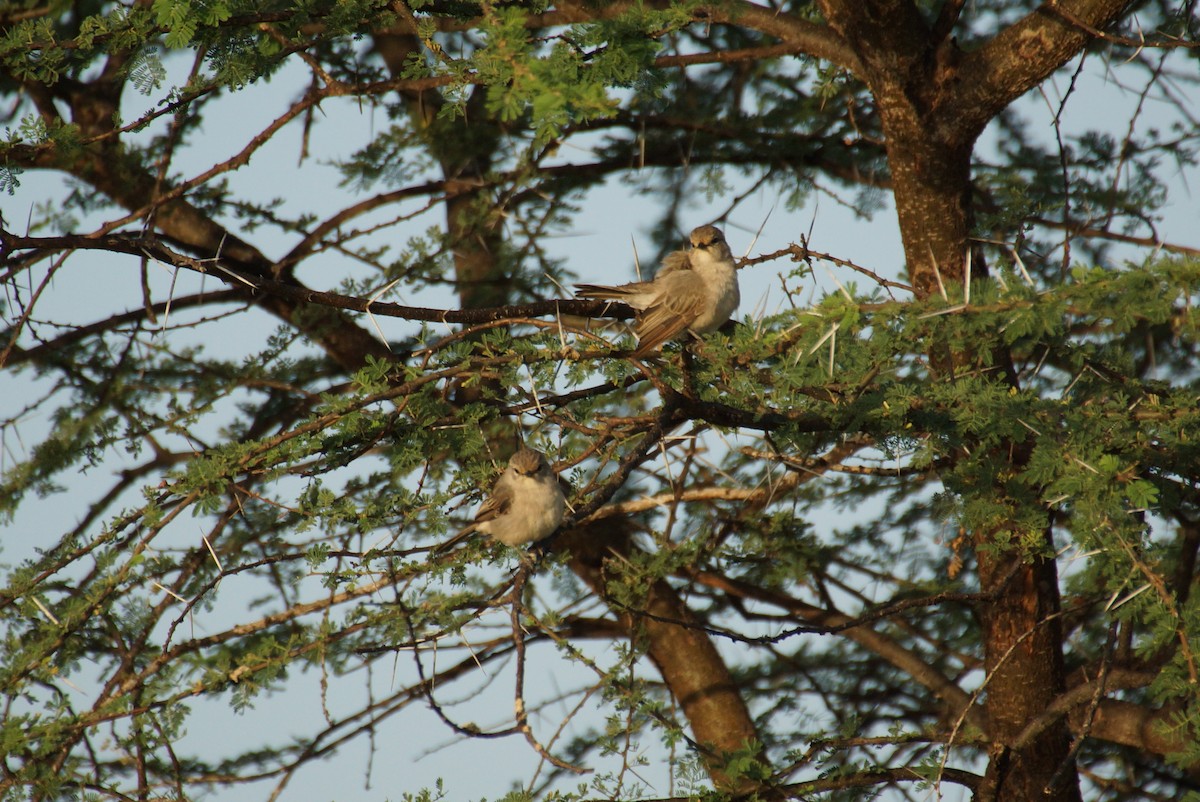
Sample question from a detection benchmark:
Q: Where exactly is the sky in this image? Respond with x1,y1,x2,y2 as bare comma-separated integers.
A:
3,22,1199,802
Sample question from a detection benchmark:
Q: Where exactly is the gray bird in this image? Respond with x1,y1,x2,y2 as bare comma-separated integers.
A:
436,448,567,553
575,225,740,357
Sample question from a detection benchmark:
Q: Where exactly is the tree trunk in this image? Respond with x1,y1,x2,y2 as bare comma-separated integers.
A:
817,4,1088,798
976,529,1081,802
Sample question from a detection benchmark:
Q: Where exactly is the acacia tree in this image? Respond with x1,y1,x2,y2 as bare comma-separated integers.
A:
2,1,1199,800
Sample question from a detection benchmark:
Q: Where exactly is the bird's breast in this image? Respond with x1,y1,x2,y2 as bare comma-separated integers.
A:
691,263,740,333
490,475,565,546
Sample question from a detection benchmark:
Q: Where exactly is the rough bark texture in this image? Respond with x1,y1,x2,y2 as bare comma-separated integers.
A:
976,536,1080,802
820,0,1134,295
815,2,1133,799
818,0,978,294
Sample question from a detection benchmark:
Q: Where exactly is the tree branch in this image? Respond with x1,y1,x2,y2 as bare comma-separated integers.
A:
958,0,1135,132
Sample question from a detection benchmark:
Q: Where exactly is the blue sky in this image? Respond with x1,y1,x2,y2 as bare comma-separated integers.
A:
3,32,1199,801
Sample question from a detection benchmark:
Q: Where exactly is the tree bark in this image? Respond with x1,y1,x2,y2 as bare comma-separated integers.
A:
975,531,1081,802
813,3,1139,799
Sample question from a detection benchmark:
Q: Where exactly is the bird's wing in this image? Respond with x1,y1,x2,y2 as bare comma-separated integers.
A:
632,272,707,356
654,248,692,277
474,477,514,525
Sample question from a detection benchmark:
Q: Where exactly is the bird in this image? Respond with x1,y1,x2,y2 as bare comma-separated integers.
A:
435,448,567,553
575,224,740,357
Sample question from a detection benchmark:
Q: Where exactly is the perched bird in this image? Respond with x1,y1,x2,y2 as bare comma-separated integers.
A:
575,224,740,357
436,448,567,553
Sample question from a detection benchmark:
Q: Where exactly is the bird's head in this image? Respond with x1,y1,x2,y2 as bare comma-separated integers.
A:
508,448,549,477
688,224,732,262
689,225,726,250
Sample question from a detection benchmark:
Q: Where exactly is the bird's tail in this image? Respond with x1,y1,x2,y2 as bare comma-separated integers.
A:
574,284,628,300
431,525,476,556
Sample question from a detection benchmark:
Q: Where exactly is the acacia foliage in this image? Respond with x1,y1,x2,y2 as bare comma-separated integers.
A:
1,1,1200,801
